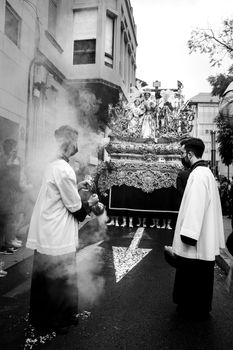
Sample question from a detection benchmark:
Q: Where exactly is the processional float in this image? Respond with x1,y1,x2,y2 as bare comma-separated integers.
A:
95,83,195,228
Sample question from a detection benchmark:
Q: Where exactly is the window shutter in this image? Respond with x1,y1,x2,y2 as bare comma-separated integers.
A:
5,2,21,46
105,16,114,57
48,0,58,37
73,8,98,40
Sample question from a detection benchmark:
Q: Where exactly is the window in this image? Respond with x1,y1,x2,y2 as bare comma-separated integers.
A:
5,1,21,46
73,39,96,64
124,39,127,82
73,8,97,65
105,14,115,67
120,28,124,76
48,0,58,37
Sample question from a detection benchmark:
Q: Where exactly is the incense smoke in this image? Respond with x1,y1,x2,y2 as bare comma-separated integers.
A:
76,241,105,310
76,211,108,309
1,5,111,325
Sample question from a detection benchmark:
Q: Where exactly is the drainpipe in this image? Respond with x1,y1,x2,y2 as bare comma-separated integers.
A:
25,4,40,162
25,57,36,161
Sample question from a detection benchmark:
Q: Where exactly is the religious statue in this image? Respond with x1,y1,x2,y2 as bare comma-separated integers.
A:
140,91,156,139
108,83,195,141
127,98,144,136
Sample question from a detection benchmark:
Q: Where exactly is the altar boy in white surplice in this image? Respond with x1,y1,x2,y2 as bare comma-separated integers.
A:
165,138,225,320
26,125,99,333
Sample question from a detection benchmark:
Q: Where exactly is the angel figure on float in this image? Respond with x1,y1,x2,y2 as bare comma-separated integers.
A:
159,90,175,131
140,90,156,139
127,98,144,136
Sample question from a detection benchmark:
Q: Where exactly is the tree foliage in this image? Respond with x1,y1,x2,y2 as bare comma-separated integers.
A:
215,114,233,166
207,69,233,96
211,72,233,165
188,18,233,67
188,18,233,166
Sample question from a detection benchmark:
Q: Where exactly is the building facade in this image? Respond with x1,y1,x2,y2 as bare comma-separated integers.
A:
189,92,233,178
0,0,137,175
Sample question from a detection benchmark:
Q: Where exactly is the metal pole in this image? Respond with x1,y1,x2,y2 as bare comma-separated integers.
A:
210,130,216,176
153,81,161,129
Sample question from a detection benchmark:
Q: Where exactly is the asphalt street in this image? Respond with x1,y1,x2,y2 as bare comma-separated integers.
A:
0,226,233,350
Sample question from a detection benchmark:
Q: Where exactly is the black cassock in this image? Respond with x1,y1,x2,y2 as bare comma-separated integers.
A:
29,251,78,332
173,256,215,317
29,207,87,332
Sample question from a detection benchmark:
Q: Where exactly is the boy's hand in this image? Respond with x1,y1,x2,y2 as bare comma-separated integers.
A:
78,179,91,191
164,245,175,256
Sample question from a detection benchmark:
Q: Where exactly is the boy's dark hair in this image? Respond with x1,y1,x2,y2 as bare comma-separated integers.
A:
54,125,79,155
54,125,78,142
180,137,191,146
182,137,205,158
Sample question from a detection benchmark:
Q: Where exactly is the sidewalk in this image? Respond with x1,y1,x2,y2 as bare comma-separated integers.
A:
0,216,232,274
0,246,33,271
216,215,233,274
